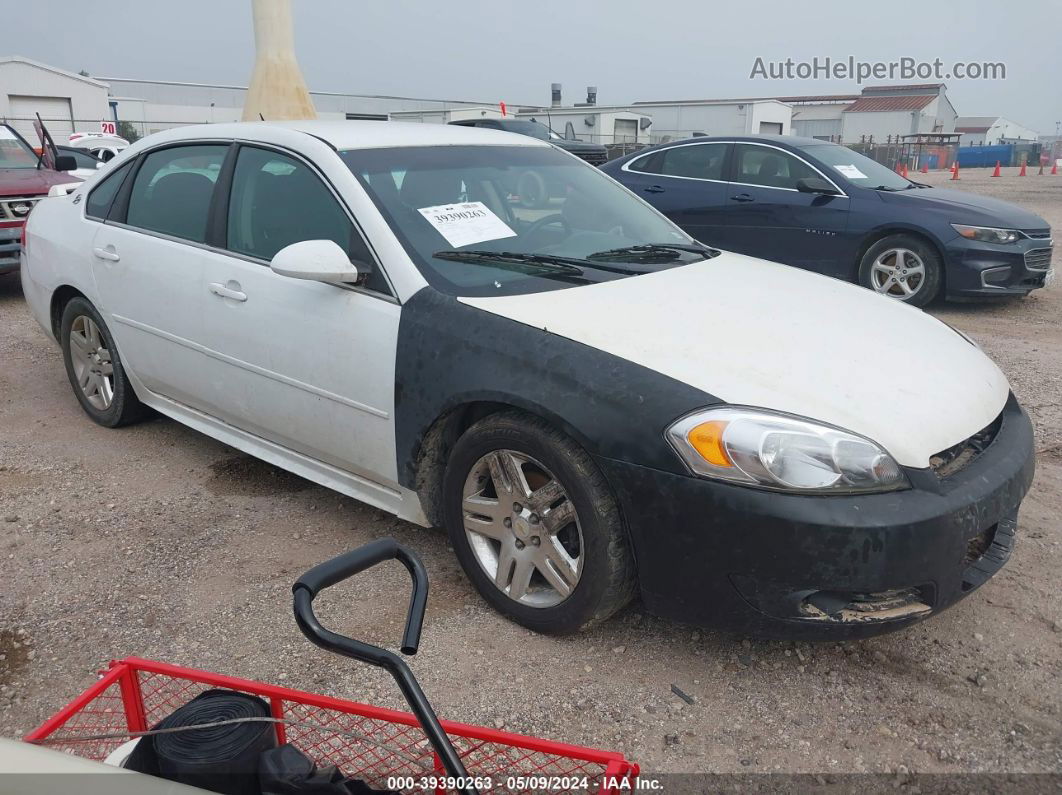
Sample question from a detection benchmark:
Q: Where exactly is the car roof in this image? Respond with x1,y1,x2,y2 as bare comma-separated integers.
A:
138,120,551,152
620,134,832,161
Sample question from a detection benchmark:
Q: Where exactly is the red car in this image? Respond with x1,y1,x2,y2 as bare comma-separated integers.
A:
0,123,79,275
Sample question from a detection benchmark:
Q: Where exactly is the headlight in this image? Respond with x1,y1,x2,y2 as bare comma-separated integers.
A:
951,224,1021,244
667,407,908,494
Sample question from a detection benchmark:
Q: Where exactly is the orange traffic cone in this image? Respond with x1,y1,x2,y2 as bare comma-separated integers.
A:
1052,162,1059,175
1019,161,1027,176
991,161,1001,177
920,162,928,174
901,163,909,178
951,161,960,181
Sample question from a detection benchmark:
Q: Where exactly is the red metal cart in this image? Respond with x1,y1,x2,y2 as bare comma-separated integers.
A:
25,539,638,794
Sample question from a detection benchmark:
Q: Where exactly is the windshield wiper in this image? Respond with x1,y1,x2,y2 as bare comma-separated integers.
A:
585,242,719,263
432,250,652,277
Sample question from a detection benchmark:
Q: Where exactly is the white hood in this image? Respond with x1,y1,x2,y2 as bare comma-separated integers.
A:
461,251,1010,468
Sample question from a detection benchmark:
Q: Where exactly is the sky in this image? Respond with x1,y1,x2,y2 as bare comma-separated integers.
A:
7,0,1062,134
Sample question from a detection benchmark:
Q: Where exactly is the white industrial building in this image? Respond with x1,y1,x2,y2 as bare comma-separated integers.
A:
629,97,791,142
0,56,110,140
955,116,1040,146
785,84,957,143
840,84,957,142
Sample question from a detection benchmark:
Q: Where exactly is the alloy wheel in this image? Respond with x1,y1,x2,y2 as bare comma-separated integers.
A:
870,248,926,300
69,315,114,411
461,450,583,607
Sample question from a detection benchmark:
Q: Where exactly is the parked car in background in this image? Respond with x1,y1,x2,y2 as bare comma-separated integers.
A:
68,132,130,163
449,118,608,165
22,121,1033,638
603,135,1053,306
57,145,103,180
449,118,609,208
0,123,79,275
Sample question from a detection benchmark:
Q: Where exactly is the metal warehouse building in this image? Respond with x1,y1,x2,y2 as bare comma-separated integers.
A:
786,83,958,144
955,116,1040,146
0,56,110,140
628,97,791,142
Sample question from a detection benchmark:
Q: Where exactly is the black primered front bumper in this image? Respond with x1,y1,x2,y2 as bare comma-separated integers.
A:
598,395,1035,639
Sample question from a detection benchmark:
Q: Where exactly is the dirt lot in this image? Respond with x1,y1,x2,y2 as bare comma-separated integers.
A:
1,165,1059,779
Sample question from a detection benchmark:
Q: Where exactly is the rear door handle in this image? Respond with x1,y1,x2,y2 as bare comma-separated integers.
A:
730,193,754,203
643,185,665,194
209,282,247,302
92,246,120,262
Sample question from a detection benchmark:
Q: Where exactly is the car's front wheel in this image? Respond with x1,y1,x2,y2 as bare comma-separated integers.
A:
443,411,636,634
857,234,942,307
60,297,149,427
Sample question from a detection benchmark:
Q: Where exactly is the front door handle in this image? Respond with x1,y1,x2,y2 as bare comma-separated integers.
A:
643,185,665,194
209,282,247,302
92,246,120,262
730,193,754,203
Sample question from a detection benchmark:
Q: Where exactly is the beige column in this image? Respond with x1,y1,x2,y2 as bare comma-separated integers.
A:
242,0,317,121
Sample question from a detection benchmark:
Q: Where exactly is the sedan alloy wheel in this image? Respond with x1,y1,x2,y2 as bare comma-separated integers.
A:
68,315,115,410
462,449,583,607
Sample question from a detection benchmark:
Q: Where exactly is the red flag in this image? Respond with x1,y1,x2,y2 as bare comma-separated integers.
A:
499,102,507,117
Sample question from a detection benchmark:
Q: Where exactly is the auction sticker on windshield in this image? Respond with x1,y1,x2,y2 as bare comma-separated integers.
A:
834,164,867,180
418,201,517,248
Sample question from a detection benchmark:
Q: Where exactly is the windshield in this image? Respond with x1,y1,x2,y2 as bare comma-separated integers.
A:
0,126,41,171
800,143,912,191
341,145,697,297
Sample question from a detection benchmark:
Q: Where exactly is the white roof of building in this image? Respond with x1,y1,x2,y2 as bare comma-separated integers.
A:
0,55,109,88
143,120,549,151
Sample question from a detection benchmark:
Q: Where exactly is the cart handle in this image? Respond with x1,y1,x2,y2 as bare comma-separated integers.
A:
292,538,474,792
294,537,427,654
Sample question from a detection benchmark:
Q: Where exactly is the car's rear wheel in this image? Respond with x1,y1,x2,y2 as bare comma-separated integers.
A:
443,411,635,634
60,297,149,427
858,234,942,307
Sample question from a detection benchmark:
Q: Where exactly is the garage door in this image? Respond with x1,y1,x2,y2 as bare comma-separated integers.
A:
758,121,784,135
7,95,74,143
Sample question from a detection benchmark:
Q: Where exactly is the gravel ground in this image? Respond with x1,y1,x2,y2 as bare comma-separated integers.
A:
0,165,1059,779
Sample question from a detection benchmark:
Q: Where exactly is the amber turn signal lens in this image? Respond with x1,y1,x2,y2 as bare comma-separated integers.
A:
687,420,732,467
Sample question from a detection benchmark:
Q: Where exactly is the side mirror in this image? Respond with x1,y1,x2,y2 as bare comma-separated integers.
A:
53,155,78,172
270,239,370,285
796,177,840,195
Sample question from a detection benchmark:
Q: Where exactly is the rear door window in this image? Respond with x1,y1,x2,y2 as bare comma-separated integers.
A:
658,143,728,180
86,161,134,220
125,145,228,242
732,144,819,190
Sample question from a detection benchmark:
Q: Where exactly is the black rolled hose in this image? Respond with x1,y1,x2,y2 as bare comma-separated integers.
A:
124,689,277,795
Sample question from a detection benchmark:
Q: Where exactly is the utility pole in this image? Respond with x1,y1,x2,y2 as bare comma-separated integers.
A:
242,0,317,121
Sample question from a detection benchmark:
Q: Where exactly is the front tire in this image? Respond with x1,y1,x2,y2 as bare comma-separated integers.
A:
442,411,635,634
857,234,942,307
60,297,150,427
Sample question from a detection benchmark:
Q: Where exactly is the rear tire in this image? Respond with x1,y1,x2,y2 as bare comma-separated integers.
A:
60,297,150,428
443,411,635,634
858,234,942,307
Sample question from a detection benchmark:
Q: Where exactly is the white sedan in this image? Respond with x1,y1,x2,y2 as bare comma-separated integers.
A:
20,121,1034,637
